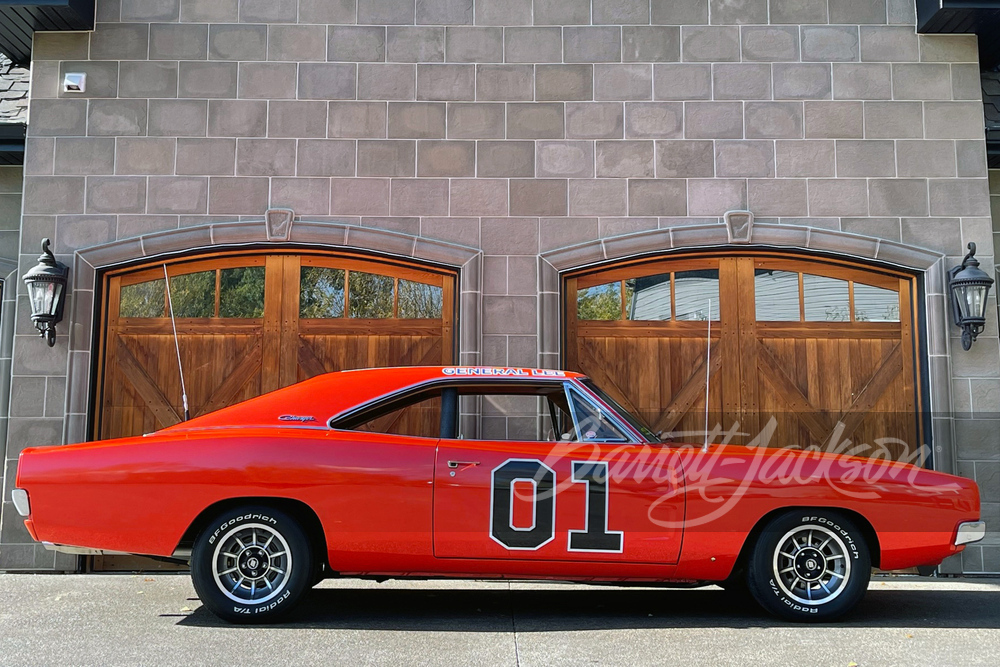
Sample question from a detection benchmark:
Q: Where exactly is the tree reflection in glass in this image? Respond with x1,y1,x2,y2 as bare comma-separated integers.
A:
169,271,215,318
120,279,165,318
398,279,442,319
349,271,394,318
577,282,621,320
220,267,265,318
299,267,345,318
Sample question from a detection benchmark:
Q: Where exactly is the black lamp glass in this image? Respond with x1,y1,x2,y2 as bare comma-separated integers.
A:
948,242,995,351
21,238,69,347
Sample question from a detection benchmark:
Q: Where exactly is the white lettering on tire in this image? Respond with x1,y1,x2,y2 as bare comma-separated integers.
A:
207,512,278,544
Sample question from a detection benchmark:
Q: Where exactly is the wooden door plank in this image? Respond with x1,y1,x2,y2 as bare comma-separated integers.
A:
898,277,922,457
261,255,284,393
297,337,330,378
279,254,301,388
835,343,904,442
195,337,264,417
115,339,182,428
756,340,835,442
565,277,580,371
441,276,455,364
733,257,759,440
652,341,723,435
578,341,645,419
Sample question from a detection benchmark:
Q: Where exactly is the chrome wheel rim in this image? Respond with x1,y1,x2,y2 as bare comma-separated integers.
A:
772,525,851,606
212,523,292,604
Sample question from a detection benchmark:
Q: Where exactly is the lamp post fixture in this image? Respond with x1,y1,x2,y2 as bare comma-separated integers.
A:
21,238,69,347
948,242,995,351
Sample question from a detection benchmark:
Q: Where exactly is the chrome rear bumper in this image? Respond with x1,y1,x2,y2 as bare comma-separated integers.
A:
955,521,986,546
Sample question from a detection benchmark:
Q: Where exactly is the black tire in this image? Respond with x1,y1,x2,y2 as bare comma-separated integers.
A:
747,509,871,622
191,505,314,624
719,571,753,604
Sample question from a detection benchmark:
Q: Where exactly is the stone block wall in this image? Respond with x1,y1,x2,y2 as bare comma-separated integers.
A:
0,0,997,572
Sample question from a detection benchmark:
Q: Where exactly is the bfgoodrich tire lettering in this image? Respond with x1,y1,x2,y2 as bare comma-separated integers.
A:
747,510,871,622
191,505,314,624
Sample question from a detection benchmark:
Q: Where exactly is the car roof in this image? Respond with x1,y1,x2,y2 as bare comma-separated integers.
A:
159,366,585,433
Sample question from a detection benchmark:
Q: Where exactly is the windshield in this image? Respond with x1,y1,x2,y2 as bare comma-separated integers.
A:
580,379,661,443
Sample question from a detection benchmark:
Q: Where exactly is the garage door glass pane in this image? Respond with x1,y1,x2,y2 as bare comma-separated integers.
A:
398,279,442,319
219,267,265,318
169,271,215,318
120,279,165,318
854,283,900,322
299,267,345,318
675,270,720,321
578,281,621,320
804,274,850,322
755,269,800,321
627,274,671,320
349,271,394,318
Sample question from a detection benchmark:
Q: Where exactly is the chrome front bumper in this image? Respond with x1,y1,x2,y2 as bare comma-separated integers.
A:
11,489,30,517
955,521,987,546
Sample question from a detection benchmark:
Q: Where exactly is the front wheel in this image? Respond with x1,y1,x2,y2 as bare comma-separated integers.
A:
747,510,871,622
191,506,314,624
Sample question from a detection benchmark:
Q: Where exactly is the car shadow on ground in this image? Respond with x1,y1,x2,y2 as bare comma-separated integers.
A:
174,584,1000,630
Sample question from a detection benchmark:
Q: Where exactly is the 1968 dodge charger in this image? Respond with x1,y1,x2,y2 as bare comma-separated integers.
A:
11,366,986,623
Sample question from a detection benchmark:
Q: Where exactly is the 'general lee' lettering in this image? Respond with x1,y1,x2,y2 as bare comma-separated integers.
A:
442,367,566,377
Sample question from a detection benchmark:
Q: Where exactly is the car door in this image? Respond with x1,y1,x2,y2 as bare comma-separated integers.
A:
433,381,685,563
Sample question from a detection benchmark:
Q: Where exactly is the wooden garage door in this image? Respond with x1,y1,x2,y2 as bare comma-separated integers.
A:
96,252,455,441
566,253,924,462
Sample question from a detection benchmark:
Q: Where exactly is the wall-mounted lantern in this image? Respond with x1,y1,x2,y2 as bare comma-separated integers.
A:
948,242,995,351
21,238,69,347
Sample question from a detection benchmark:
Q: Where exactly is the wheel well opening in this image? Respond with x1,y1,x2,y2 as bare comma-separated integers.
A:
176,497,329,571
728,506,881,581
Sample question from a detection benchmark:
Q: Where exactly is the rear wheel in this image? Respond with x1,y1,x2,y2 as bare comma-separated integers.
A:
747,510,871,622
191,506,313,624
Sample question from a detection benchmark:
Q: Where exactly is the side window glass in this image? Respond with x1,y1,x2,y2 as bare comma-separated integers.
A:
566,387,629,443
460,394,541,442
350,394,441,439
545,393,577,442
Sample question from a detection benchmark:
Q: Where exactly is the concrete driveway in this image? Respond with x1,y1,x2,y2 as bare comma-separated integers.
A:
0,575,997,666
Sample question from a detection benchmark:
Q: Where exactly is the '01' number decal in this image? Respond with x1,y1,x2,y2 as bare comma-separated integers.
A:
490,459,624,552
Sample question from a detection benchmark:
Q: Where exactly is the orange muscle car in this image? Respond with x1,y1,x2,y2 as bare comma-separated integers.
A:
11,367,985,623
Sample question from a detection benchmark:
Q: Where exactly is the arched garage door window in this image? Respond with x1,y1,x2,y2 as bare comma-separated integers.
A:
96,252,455,441
565,253,923,462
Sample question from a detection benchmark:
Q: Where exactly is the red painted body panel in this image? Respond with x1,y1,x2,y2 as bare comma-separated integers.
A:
14,367,980,581
434,440,684,563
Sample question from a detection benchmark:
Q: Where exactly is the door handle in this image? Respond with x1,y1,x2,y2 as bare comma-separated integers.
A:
447,460,480,469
